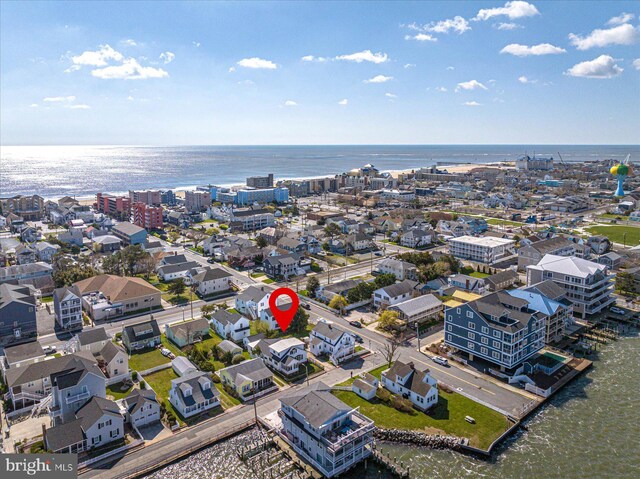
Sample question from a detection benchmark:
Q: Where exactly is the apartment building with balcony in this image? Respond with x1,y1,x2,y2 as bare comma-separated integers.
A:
448,236,516,265
53,285,83,331
132,202,163,229
526,254,614,318
517,236,576,271
95,193,131,216
129,190,162,206
444,291,546,370
0,194,45,220
278,382,374,478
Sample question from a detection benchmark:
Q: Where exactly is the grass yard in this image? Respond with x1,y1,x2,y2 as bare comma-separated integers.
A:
196,331,224,350
262,278,275,284
106,381,134,400
336,364,389,387
143,368,178,401
215,383,241,409
470,272,491,279
585,225,640,246
160,334,184,357
129,349,170,372
485,218,524,227
250,272,266,278
333,389,510,450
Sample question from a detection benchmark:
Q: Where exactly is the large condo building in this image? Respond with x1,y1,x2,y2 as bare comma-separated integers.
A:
444,291,546,370
95,193,131,216
0,194,45,220
515,155,554,171
278,382,374,478
526,254,614,318
129,190,162,206
448,236,516,265
185,190,211,212
132,202,163,229
246,173,274,189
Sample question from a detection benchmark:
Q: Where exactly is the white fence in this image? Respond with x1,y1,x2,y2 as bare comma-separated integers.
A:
106,371,133,386
138,362,172,376
78,438,144,468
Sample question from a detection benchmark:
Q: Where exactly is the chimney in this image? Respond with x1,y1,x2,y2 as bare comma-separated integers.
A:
407,362,415,370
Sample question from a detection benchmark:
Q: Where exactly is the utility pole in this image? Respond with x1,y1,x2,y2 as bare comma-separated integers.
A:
252,387,258,424
416,321,421,352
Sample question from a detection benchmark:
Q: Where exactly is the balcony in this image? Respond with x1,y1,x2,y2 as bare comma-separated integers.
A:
66,391,90,404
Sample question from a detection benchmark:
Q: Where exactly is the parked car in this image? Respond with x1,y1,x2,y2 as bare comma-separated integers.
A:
353,334,364,343
432,356,448,366
160,348,172,357
349,320,362,328
302,303,311,310
43,345,57,355
374,251,383,256
207,258,216,263
610,307,626,315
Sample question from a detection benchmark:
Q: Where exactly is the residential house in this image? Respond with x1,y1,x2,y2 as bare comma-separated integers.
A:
2,340,45,370
263,253,305,279
95,341,128,379
587,236,610,255
381,361,438,411
388,294,443,329
169,371,220,418
35,241,61,262
254,337,307,377
218,358,276,401
92,235,122,253
75,274,161,321
45,397,123,453
517,236,576,271
235,286,270,320
597,252,623,270
352,373,379,400
122,319,161,352
123,388,161,427
156,260,200,282
0,283,37,345
229,208,275,232
210,309,250,342
345,232,373,253
74,328,110,355
15,244,37,265
375,258,416,281
373,280,418,309
526,254,614,318
0,262,54,294
317,279,362,303
53,285,83,331
484,269,519,292
218,339,243,357
57,227,84,247
278,382,374,478
277,236,307,254
111,222,148,246
444,291,546,370
191,267,233,297
400,229,432,249
309,322,355,365
448,274,486,295
165,318,210,348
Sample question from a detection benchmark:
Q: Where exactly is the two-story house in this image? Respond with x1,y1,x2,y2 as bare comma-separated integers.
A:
164,318,210,348
235,286,270,320
373,280,418,309
218,358,276,401
253,337,307,377
210,309,250,342
169,370,220,419
53,285,83,331
122,319,161,352
309,323,355,365
381,361,438,411
122,388,161,427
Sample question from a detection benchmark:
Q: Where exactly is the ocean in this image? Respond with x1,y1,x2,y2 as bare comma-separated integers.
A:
1,145,637,199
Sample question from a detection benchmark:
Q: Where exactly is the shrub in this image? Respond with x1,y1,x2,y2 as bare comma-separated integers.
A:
438,382,454,394
212,374,221,383
391,396,414,413
115,332,123,341
376,388,392,404
232,355,245,365
140,380,146,390
132,371,138,381
200,361,216,372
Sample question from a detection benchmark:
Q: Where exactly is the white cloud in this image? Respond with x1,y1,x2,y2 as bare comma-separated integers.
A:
426,16,470,34
364,75,393,83
237,79,255,85
607,12,635,26
518,75,537,84
405,33,437,42
71,44,123,66
633,58,640,70
446,66,455,70
404,63,416,69
494,22,523,30
68,104,91,109
565,54,623,78
569,24,639,50
228,67,236,73
338,99,348,105
474,1,539,21
192,41,201,48
64,64,81,73
336,50,388,64
30,103,38,108
436,86,448,92
456,80,488,92
301,55,329,62
121,39,137,47
283,100,297,107
127,96,134,101
91,58,168,79
237,57,277,69
385,93,397,98
463,101,482,106
500,43,566,56
159,51,175,64
43,96,76,102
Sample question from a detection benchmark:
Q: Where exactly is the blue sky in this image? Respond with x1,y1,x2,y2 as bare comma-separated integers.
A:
1,0,639,145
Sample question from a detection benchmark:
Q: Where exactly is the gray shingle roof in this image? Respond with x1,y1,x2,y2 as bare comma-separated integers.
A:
3,341,44,364
280,382,351,429
220,357,272,383
77,327,109,346
75,396,121,430
171,371,219,408
311,322,349,343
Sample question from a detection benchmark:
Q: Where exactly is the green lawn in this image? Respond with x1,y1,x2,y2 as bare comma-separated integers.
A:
585,225,640,246
215,383,241,409
250,272,266,278
160,334,185,357
106,381,134,400
485,218,524,227
143,368,178,401
40,296,54,303
333,389,510,449
337,364,389,387
129,349,170,372
470,272,491,279
262,278,275,284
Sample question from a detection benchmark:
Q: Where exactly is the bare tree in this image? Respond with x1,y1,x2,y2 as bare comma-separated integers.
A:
381,333,404,369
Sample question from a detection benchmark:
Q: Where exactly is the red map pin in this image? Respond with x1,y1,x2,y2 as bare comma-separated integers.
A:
269,287,299,333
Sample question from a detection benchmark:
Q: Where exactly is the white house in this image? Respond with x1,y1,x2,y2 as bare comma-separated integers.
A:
122,388,161,428
375,258,416,281
169,371,220,418
210,309,250,342
53,285,83,330
373,280,418,309
190,267,233,297
400,229,432,249
388,294,443,329
254,337,307,377
96,341,128,379
352,373,379,401
381,361,438,411
309,322,355,365
235,286,270,320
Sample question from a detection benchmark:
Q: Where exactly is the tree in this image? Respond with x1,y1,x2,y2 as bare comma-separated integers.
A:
167,278,186,296
52,253,97,287
328,295,348,313
306,276,320,298
381,334,404,369
201,303,217,319
288,307,309,335
322,241,330,251
255,236,268,248
378,310,400,332
373,273,397,289
324,223,341,238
